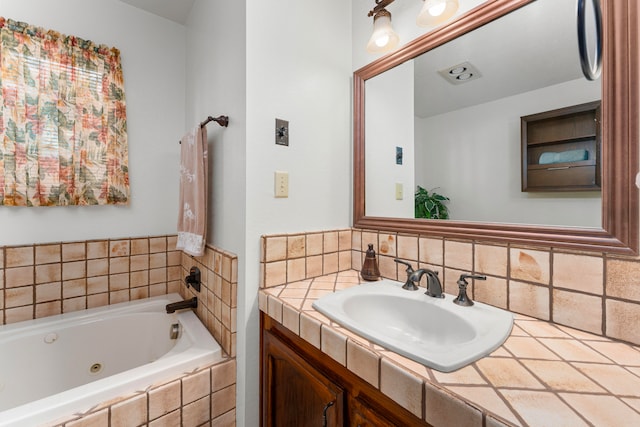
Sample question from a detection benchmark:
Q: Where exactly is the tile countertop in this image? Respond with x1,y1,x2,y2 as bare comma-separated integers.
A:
258,270,640,427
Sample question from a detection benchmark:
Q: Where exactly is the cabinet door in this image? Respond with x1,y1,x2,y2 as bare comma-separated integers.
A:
349,394,401,427
262,330,344,427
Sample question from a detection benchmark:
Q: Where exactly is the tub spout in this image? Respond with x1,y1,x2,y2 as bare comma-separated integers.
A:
166,297,198,313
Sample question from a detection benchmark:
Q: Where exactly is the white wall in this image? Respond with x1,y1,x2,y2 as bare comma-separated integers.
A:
0,0,187,246
185,0,250,423
186,1,353,425
415,78,601,227
365,60,414,217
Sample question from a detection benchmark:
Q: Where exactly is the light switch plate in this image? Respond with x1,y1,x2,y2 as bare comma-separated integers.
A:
275,118,289,146
395,183,403,200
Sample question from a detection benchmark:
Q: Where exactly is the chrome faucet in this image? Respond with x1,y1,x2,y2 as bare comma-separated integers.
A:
394,259,443,297
166,297,198,313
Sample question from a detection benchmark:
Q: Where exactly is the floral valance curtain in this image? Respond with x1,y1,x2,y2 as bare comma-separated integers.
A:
0,17,129,206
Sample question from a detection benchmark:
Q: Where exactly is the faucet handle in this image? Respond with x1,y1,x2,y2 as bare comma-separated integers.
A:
453,274,486,306
394,259,419,290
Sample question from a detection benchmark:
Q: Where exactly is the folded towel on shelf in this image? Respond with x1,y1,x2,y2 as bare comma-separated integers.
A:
176,126,208,256
539,149,588,165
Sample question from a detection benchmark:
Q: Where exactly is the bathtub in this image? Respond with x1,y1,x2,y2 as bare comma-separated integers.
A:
0,293,223,426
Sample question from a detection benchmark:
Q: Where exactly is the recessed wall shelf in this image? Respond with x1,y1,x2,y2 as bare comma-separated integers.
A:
521,101,601,192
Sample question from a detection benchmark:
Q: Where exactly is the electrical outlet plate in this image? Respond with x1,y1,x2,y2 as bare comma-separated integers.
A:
275,171,289,198
395,183,403,200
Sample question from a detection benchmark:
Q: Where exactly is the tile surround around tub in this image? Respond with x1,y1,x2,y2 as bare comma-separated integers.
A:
262,228,640,345
0,235,238,426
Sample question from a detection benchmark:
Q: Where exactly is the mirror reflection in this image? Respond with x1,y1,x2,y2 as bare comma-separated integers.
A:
364,0,601,227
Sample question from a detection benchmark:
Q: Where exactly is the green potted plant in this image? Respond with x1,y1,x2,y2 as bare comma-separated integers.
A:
415,186,450,219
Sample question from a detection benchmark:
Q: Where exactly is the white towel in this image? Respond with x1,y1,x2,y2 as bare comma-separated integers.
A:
176,126,208,256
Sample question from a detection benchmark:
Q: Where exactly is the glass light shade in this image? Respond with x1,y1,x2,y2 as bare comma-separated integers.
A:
416,0,459,27
366,10,400,53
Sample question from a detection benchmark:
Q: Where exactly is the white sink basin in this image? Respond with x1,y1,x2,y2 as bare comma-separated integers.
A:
312,279,513,372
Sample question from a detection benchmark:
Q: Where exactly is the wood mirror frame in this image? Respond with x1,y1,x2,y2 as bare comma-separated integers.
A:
353,0,639,255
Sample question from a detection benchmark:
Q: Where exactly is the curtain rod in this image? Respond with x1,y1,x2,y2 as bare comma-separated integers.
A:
179,115,229,144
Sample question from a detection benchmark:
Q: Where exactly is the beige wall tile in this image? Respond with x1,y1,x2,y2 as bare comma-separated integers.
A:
606,299,640,344
212,407,236,427
264,236,287,262
606,259,640,302
149,380,181,420
36,244,61,264
552,289,602,334
149,409,181,427
5,305,32,323
306,233,323,256
183,395,210,427
473,276,507,309
86,241,108,259
63,296,86,313
361,231,378,252
338,250,352,272
110,394,147,427
346,340,379,387
110,257,129,275
288,235,306,258
131,238,149,255
323,253,339,275
62,242,86,262
149,237,167,253
419,237,443,265
378,234,397,258
509,281,550,320
63,261,86,281
88,293,109,308
424,383,483,427
110,240,130,257
6,286,33,308
444,240,472,271
378,255,398,281
510,248,550,284
211,385,236,419
36,282,61,303
87,276,109,294
130,254,149,272
553,253,603,294
351,229,362,251
264,261,286,288
36,263,61,284
150,253,167,269
287,258,306,283
338,230,352,251
183,368,211,405
380,358,423,418
5,266,33,288
397,234,418,261
475,244,508,277
324,231,339,253
35,301,59,318
87,259,108,277
6,246,33,268
211,359,236,392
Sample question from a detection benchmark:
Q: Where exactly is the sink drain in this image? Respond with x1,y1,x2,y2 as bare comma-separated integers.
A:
89,363,103,374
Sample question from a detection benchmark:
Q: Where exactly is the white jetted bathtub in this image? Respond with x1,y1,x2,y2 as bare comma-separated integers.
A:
0,293,223,426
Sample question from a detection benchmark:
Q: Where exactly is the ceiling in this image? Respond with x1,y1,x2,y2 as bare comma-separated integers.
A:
118,0,195,25
411,0,593,118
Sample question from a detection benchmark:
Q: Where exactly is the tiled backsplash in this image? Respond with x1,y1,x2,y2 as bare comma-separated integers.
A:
261,228,640,346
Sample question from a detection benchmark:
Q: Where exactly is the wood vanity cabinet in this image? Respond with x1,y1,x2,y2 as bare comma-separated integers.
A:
261,313,429,427
521,101,601,192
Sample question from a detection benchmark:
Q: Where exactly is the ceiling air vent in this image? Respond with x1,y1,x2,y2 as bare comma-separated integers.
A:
438,61,482,85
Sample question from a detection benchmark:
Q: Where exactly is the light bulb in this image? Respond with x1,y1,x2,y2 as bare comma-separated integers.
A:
366,9,400,54
428,1,447,17
417,0,459,27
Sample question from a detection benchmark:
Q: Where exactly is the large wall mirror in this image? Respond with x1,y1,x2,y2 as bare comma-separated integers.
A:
354,0,639,254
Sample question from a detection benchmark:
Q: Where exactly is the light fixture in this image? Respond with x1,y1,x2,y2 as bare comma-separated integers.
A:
416,0,459,26
366,0,460,53
367,1,400,53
